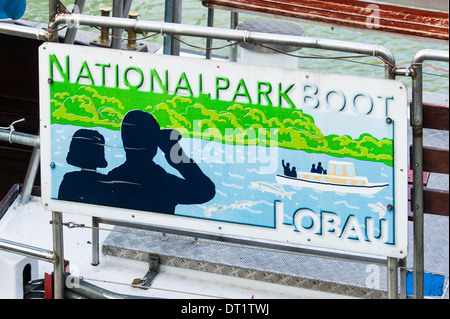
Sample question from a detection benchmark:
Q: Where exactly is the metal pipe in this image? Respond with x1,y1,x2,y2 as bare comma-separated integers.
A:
170,0,182,56
48,0,59,42
163,0,174,55
91,217,100,266
399,257,407,299
50,14,396,66
411,61,424,299
0,23,48,40
63,0,86,44
410,49,448,299
0,128,40,204
387,257,398,299
384,58,397,299
0,238,55,263
0,129,40,148
20,147,40,204
123,0,133,17
111,0,124,49
229,12,239,62
66,276,153,299
52,211,65,299
206,8,214,59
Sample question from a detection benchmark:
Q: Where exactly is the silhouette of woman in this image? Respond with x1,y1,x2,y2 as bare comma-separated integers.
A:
107,110,216,214
58,129,110,205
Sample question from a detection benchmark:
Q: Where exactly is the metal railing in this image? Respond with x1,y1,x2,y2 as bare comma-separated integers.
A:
410,49,449,299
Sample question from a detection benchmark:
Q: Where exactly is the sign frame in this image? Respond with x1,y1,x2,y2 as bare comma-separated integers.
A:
39,43,408,258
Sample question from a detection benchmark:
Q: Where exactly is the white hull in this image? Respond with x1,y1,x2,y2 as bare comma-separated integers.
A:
276,174,388,195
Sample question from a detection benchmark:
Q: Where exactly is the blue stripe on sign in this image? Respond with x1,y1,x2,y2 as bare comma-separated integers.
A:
406,271,445,296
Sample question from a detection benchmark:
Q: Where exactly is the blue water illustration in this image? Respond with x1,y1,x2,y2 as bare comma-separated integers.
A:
50,123,395,244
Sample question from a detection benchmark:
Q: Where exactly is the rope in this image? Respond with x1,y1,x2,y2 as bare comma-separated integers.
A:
0,118,25,143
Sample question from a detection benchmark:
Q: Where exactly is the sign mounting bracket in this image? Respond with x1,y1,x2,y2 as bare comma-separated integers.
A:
132,255,160,290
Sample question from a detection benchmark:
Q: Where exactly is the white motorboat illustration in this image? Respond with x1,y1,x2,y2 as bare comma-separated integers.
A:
276,160,389,195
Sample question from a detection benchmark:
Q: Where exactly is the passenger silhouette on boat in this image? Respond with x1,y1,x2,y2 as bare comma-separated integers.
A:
107,110,216,214
316,162,325,174
58,129,110,205
310,162,326,175
291,166,297,178
282,159,291,176
282,159,297,177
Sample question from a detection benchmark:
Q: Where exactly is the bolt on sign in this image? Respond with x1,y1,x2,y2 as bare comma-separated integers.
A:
39,43,408,258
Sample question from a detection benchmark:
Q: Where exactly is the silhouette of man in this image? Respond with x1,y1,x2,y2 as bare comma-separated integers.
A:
282,159,292,176
316,162,325,174
107,110,215,214
310,164,317,173
58,129,110,205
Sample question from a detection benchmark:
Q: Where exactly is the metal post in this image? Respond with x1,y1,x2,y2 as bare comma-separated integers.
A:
399,257,407,298
163,0,174,55
0,129,40,204
92,217,100,266
171,0,182,56
410,49,449,299
411,56,425,300
385,62,398,300
163,0,182,56
111,0,124,49
229,12,239,62
20,147,40,204
387,257,398,298
52,211,65,299
206,8,214,59
20,129,40,204
48,0,59,42
123,0,133,16
63,0,86,44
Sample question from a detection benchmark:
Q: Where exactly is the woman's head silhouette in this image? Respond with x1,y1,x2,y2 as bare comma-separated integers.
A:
66,129,107,170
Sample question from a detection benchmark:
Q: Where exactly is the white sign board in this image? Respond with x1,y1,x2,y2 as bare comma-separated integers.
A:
39,43,408,257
